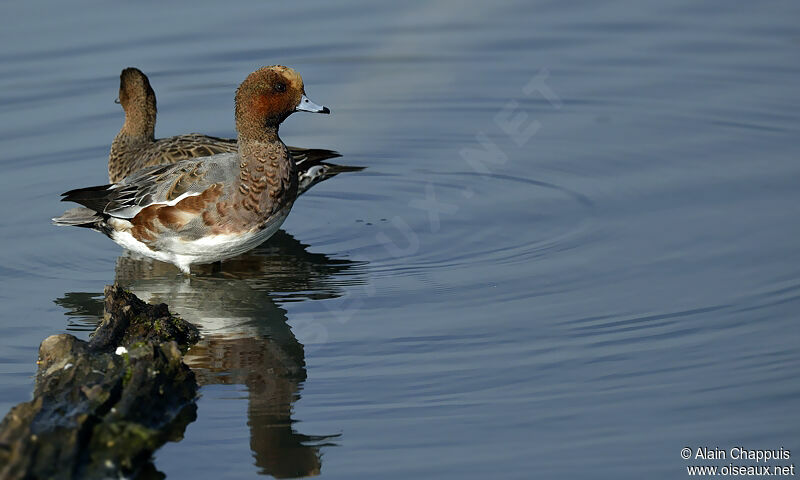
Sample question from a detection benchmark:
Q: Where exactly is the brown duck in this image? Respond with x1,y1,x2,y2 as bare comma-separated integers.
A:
110,67,359,195
55,66,336,273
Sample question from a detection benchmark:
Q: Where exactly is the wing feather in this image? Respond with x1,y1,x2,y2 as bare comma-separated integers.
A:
107,153,237,218
62,153,237,220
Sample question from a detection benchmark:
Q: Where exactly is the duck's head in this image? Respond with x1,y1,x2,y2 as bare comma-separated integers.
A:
117,67,157,137
235,65,329,139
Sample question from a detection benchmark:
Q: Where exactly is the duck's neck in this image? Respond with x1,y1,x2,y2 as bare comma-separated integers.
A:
110,108,156,157
235,131,298,217
109,112,157,182
118,107,156,142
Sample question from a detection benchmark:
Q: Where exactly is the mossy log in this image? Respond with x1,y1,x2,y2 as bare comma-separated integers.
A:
0,285,200,480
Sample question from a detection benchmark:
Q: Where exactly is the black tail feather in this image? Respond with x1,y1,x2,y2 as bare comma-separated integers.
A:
60,184,115,213
292,148,342,171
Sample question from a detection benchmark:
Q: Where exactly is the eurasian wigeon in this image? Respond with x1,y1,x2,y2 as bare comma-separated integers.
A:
55,66,332,273
110,67,360,195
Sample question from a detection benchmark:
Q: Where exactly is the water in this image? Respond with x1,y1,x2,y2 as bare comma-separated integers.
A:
1,1,799,478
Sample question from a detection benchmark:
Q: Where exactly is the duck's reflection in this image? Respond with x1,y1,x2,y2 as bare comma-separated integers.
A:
56,230,365,478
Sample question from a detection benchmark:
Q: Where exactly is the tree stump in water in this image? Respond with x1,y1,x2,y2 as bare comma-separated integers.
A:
0,284,200,480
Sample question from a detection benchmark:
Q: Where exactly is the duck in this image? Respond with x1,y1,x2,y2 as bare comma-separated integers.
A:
54,66,331,274
110,67,360,195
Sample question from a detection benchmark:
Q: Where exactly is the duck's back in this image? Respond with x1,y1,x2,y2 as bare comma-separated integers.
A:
109,133,238,183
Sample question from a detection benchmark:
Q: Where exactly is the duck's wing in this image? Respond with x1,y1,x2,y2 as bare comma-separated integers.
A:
151,134,238,165
144,141,348,198
153,135,340,168
63,153,237,219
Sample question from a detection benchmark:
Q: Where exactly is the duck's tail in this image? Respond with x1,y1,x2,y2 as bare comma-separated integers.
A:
297,162,365,196
59,184,116,213
52,207,111,235
290,147,341,166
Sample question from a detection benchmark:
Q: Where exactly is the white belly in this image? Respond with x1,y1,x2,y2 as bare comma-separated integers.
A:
109,212,288,273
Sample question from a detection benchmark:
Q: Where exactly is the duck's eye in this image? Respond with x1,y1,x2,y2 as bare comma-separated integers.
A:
274,83,286,93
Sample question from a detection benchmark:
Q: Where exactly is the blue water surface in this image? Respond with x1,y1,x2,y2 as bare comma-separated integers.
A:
0,1,798,478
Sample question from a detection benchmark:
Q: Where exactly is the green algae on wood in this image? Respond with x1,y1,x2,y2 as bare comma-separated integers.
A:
0,284,200,480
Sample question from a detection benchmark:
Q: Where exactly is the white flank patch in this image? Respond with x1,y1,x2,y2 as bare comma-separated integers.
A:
111,191,203,219
160,191,202,207
115,346,128,355
301,165,324,178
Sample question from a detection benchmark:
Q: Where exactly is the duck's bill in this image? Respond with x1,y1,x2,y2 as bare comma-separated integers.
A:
296,94,330,114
